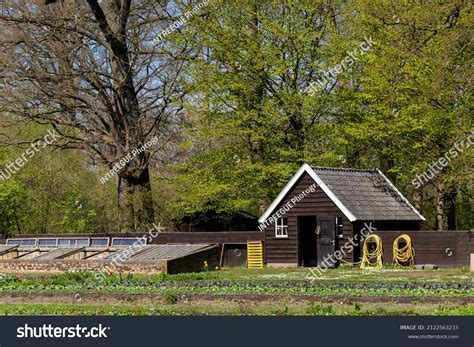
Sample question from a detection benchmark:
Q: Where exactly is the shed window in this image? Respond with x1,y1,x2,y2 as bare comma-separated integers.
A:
275,217,288,238
335,216,344,239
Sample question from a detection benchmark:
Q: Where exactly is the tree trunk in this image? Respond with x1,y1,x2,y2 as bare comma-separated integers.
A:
117,166,154,231
117,177,134,232
89,0,155,230
444,184,457,230
130,167,155,228
435,184,445,231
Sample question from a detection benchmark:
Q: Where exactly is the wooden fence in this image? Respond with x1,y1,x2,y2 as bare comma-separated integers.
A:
376,231,473,268
1,230,472,268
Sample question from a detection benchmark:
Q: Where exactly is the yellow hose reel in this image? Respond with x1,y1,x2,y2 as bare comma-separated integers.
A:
392,234,415,267
360,234,383,269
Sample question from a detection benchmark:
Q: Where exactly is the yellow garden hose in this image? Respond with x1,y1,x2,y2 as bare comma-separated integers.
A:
392,234,415,267
360,234,383,269
339,258,361,265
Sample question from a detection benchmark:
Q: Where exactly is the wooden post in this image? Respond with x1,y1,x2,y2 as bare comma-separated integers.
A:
470,254,474,273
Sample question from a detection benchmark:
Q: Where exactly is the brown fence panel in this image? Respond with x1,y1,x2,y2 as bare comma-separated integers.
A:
147,231,262,244
455,232,474,268
377,231,472,268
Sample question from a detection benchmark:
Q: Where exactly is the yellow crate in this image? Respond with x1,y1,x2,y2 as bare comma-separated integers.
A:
247,241,264,269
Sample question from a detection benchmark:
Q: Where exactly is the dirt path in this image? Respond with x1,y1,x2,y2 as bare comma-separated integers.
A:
0,291,472,306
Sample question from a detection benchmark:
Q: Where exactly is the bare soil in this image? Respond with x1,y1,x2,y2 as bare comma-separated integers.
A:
0,291,472,306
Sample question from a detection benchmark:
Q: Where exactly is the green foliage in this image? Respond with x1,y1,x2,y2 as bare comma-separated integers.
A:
170,0,346,217
338,1,473,229
169,0,473,228
0,121,119,234
0,178,23,237
306,304,335,316
0,268,471,316
1,271,472,298
0,1,472,231
0,269,472,316
164,293,178,305
51,271,94,284
0,302,472,316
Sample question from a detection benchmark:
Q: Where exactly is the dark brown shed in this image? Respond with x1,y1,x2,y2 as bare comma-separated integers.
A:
258,163,424,267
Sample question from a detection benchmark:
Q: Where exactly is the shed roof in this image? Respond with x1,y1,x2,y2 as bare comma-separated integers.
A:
313,167,424,221
258,163,424,223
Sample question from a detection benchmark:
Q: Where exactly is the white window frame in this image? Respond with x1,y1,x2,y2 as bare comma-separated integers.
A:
275,217,288,238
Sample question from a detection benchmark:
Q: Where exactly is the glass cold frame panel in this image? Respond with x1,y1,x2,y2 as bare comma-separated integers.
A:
57,238,89,247
90,238,109,246
38,238,58,247
6,239,36,246
57,239,69,246
75,239,89,246
111,238,137,246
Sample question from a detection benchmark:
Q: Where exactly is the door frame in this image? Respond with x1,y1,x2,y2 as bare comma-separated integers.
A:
297,215,318,267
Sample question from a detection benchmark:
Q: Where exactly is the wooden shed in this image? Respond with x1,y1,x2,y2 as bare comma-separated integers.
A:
258,163,425,267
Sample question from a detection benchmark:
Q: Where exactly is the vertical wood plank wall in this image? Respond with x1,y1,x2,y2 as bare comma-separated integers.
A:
376,231,473,268
263,172,353,265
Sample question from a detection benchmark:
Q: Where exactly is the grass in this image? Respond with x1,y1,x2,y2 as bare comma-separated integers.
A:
2,265,472,284
3,265,472,283
0,302,472,316
0,267,472,316
1,268,472,297
213,265,473,283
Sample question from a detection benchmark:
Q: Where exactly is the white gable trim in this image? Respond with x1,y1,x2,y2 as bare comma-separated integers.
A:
258,163,356,224
258,164,310,224
376,169,426,221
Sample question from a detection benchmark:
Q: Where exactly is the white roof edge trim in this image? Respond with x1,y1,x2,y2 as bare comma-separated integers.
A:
258,164,309,223
258,163,357,224
375,169,426,221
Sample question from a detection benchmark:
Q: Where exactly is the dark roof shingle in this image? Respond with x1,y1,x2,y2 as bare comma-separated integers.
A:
313,167,423,221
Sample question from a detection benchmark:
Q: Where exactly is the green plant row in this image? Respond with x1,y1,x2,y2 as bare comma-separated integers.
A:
0,303,473,316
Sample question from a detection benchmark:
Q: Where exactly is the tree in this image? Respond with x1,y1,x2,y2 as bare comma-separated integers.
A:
0,116,118,235
172,0,346,216
339,0,473,230
173,0,472,229
0,0,188,230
